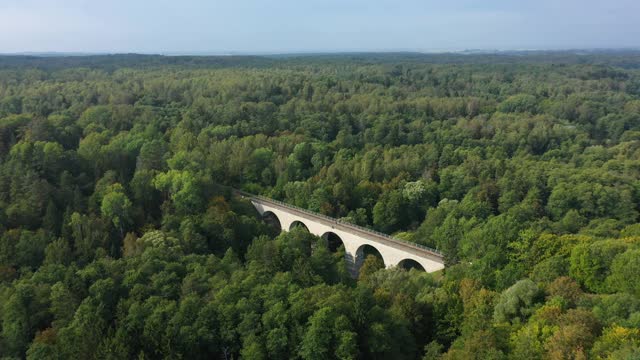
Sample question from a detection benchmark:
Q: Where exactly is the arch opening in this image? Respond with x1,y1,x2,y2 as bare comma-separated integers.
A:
398,259,426,272
355,244,385,274
289,220,309,232
262,211,282,231
321,232,344,252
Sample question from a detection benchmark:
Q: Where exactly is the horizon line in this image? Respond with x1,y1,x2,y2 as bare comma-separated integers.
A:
2,47,640,57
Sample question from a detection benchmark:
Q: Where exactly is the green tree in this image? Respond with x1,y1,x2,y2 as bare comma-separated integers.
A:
373,190,406,233
493,279,542,324
607,249,640,297
100,183,132,237
570,240,631,293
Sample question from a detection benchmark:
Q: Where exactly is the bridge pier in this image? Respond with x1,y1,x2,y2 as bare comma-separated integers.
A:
342,242,361,278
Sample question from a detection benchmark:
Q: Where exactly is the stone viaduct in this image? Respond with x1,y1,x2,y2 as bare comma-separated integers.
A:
235,190,445,276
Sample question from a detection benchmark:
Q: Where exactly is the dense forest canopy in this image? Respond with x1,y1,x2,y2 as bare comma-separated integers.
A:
1,52,640,359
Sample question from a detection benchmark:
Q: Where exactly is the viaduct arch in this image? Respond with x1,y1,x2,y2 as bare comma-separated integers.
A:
238,190,445,276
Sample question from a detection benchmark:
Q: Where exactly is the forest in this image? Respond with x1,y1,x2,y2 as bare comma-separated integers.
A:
1,52,640,359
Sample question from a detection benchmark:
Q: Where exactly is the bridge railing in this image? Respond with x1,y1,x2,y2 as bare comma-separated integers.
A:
234,189,444,258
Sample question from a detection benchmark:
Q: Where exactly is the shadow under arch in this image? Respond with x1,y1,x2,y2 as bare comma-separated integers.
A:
398,258,426,271
321,231,345,252
289,220,309,232
262,211,282,231
355,244,385,271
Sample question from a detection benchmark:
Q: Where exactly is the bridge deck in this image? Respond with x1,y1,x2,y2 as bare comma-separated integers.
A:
235,190,445,263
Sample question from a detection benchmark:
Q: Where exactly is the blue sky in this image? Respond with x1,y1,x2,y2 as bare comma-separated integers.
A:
1,0,639,54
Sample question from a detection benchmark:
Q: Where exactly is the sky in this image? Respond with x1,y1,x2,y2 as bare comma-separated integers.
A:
0,0,639,54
